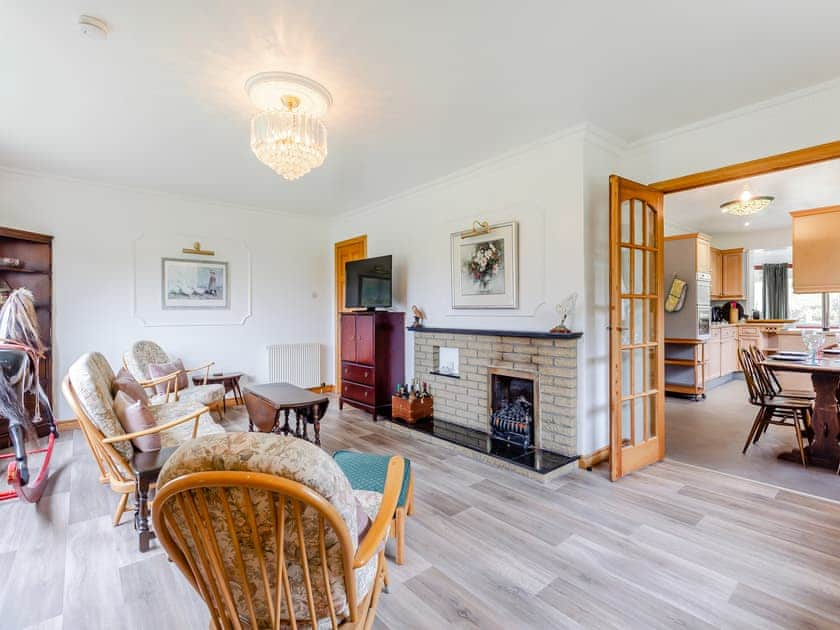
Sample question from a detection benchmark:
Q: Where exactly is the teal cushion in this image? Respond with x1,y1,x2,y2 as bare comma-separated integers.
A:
333,450,411,508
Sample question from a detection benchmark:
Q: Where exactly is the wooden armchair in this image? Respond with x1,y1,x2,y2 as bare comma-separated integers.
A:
136,361,214,404
63,373,208,526
123,340,224,413
62,352,225,545
153,432,404,630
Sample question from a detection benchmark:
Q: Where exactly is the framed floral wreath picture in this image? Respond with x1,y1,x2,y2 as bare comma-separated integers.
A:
450,220,518,309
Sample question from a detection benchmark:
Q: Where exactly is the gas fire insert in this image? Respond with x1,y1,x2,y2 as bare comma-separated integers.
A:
488,367,539,450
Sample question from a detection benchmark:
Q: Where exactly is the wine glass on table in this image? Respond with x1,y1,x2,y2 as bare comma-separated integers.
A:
801,329,826,363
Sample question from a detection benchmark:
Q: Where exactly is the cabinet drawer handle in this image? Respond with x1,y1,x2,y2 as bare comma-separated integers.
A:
363,391,368,397
364,371,369,378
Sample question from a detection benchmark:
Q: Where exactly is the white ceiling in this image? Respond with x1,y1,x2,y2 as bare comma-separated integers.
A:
4,2,840,216
665,159,840,234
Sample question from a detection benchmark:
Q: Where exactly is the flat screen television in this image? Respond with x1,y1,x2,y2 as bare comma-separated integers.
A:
345,255,392,310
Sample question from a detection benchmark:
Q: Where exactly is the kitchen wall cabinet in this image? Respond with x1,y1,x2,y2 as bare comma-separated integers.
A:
696,235,712,274
791,205,840,293
710,247,744,299
711,248,722,297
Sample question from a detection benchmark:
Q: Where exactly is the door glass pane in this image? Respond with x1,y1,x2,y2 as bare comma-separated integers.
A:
621,247,630,293
621,350,631,397
634,249,644,294
621,299,630,345
621,200,630,243
633,199,644,245
633,348,644,395
647,393,657,439
646,203,656,246
621,400,632,446
633,299,644,344
648,298,658,342
647,251,657,294
634,396,645,444
646,345,657,390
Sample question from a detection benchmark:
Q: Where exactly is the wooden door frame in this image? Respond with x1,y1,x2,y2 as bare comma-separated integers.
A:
603,139,840,474
334,235,367,390
648,139,840,194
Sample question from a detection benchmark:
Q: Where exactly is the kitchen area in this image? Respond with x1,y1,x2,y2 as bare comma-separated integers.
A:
660,160,840,500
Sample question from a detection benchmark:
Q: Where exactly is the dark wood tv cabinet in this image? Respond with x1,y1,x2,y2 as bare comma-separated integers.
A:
338,311,404,420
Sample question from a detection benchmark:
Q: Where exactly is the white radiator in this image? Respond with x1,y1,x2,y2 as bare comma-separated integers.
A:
267,343,322,388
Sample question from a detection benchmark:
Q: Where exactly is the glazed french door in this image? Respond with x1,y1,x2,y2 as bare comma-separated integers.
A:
609,176,665,481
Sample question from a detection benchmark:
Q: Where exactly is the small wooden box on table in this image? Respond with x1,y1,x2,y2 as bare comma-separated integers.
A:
339,311,404,420
391,395,433,424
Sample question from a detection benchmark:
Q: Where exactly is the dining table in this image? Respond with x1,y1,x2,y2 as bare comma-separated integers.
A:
762,354,840,469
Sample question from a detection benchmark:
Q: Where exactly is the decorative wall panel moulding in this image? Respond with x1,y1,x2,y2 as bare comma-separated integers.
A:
132,233,252,327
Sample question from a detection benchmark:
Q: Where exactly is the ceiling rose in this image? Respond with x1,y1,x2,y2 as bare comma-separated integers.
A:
245,72,332,181
720,183,774,217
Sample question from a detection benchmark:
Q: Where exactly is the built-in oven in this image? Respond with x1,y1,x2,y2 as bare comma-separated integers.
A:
697,306,711,338
696,272,711,306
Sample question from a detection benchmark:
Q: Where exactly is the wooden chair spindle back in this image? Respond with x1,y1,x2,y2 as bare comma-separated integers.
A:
153,471,358,630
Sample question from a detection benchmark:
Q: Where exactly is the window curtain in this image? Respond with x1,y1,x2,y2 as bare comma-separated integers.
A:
762,263,789,319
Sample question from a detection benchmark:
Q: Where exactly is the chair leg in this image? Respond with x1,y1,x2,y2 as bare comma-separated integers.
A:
394,507,406,565
382,555,390,593
113,492,129,526
405,472,415,516
755,407,772,444
743,408,765,454
793,410,807,468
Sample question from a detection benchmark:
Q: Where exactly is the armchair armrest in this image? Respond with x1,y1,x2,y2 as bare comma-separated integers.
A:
138,371,179,402
102,406,210,444
181,361,214,386
138,371,180,388
353,456,405,569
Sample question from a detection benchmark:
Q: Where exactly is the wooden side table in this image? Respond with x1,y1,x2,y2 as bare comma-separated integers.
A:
243,382,329,446
192,372,244,412
130,446,178,552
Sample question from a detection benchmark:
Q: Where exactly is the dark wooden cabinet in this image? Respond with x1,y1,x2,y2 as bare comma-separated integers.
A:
338,311,404,420
0,227,54,448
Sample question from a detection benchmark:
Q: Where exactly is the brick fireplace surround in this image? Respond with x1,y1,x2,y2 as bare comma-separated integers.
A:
410,326,582,457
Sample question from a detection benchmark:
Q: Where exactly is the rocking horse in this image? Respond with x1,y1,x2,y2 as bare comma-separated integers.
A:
0,288,57,502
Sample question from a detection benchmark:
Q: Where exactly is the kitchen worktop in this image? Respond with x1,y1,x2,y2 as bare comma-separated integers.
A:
711,320,795,328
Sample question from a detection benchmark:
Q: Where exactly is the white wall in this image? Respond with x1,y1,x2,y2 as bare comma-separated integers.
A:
329,126,588,391
622,79,840,184
581,131,623,455
710,227,790,251
0,168,331,418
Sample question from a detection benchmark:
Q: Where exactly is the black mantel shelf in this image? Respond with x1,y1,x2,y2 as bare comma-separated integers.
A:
407,326,582,339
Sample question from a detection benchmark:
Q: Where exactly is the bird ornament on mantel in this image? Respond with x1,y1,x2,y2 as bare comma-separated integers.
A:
411,305,426,327
550,293,577,333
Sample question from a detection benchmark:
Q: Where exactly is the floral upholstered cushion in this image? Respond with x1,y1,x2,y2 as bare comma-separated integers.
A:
68,352,134,460
123,340,170,381
158,433,378,626
148,399,225,446
150,383,224,407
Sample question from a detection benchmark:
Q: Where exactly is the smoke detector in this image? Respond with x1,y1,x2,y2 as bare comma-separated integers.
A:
79,15,108,40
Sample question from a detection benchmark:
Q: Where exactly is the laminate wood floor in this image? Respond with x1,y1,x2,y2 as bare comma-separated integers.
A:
2,399,840,629
666,378,840,502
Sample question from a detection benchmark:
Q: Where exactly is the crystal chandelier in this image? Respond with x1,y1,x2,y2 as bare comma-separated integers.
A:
245,72,332,181
720,183,774,216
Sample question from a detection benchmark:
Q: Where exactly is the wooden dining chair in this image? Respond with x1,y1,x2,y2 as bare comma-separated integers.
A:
749,346,815,401
739,348,812,467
